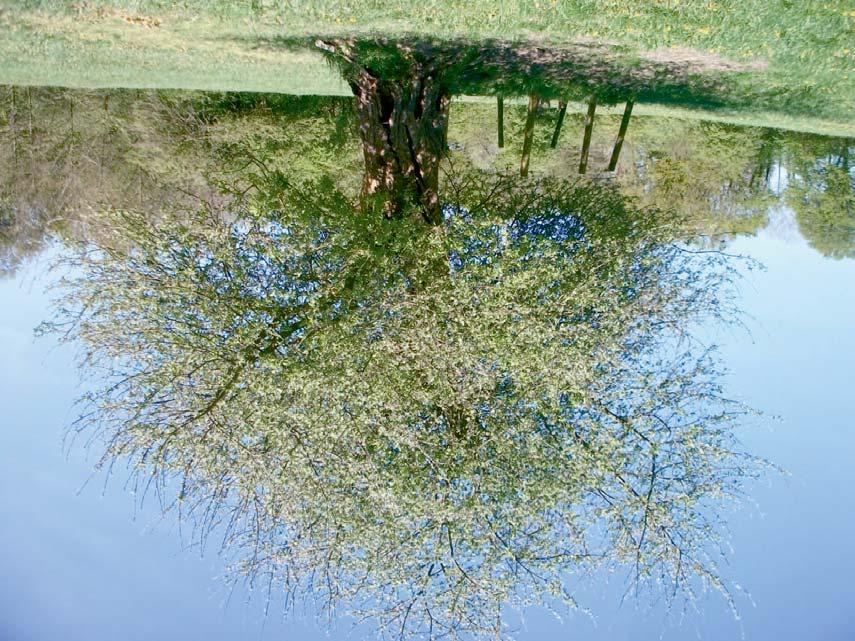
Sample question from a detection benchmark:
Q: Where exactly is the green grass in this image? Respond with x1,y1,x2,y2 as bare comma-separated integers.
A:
0,0,852,134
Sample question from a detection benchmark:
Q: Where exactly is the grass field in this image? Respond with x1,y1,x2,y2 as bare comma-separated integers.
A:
1,1,853,134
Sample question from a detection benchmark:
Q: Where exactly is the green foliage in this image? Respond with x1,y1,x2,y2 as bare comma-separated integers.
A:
786,144,855,259
203,93,363,192
0,85,219,275
0,86,364,275
4,86,852,278
619,120,776,236
449,102,790,238
43,164,765,639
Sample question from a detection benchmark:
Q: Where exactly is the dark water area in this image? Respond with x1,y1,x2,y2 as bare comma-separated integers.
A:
1,82,853,641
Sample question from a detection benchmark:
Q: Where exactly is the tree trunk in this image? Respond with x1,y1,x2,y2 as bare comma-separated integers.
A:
520,94,539,178
497,95,504,149
607,99,633,172
550,100,567,149
10,86,17,170
578,96,597,175
348,67,450,225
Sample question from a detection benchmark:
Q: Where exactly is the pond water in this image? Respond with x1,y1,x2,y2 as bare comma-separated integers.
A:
1,81,853,641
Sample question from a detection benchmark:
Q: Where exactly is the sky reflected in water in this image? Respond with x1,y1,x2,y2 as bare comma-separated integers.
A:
1,84,853,641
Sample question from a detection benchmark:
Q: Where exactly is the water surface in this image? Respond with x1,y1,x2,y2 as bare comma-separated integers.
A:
1,83,853,641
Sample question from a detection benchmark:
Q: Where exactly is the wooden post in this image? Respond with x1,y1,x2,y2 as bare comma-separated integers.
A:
607,99,634,172
10,86,17,170
497,95,504,148
550,100,567,148
520,94,539,177
27,87,35,191
578,95,597,174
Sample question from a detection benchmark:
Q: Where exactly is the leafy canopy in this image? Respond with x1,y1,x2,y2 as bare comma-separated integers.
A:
45,165,763,640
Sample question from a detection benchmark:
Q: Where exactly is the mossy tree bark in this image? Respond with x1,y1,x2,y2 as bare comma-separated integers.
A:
315,50,448,225
317,39,451,224
349,71,450,224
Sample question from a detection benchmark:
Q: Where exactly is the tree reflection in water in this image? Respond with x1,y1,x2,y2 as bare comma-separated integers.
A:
42,168,765,640
11,38,845,640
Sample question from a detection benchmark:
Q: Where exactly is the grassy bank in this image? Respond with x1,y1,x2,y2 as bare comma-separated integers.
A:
0,1,852,134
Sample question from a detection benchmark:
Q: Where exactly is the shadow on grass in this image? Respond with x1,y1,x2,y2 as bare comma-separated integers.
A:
231,34,766,111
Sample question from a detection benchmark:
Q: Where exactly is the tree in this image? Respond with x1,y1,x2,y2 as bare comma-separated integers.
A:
317,39,451,223
11,52,806,639
785,139,855,259
0,85,220,277
43,155,763,639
